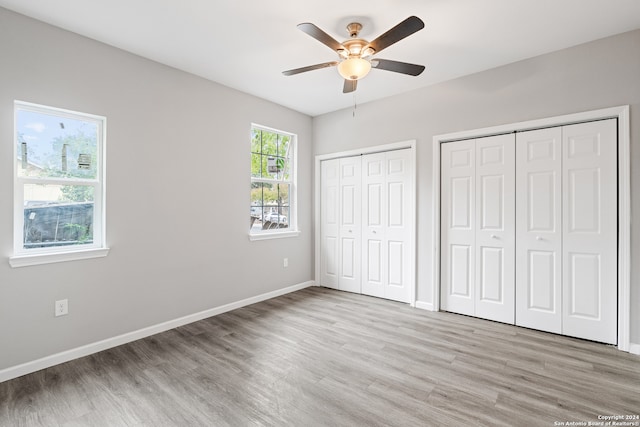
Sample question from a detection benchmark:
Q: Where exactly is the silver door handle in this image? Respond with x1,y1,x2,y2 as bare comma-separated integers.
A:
491,234,498,239
372,230,377,234
536,236,543,241
348,229,352,233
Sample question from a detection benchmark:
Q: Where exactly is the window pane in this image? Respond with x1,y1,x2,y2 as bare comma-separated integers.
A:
249,182,291,231
17,109,98,180
23,183,94,249
260,155,268,179
261,131,277,156
278,183,290,207
265,155,288,180
251,153,262,178
251,129,261,154
278,135,290,157
250,182,263,205
277,157,290,181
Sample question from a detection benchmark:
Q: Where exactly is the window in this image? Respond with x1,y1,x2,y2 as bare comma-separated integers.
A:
250,124,298,239
10,101,108,267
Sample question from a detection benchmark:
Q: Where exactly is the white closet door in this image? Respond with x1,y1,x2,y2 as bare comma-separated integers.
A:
562,119,617,344
474,134,515,324
338,156,362,294
440,140,476,316
515,127,563,334
320,159,339,289
383,149,413,303
362,149,413,302
362,152,386,298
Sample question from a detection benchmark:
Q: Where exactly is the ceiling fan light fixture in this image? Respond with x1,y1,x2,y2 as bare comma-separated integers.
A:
338,57,371,80
362,47,375,58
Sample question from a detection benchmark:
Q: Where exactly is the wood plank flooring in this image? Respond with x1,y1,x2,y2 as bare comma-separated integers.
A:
1,287,639,426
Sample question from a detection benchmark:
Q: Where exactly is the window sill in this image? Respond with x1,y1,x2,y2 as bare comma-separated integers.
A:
249,230,301,241
9,247,110,268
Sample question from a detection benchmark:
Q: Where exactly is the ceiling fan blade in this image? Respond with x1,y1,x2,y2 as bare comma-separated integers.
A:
297,23,346,52
371,59,425,76
365,16,424,55
282,61,339,76
343,79,357,93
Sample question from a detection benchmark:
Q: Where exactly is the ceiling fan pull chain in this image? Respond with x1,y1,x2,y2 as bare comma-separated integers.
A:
353,93,357,118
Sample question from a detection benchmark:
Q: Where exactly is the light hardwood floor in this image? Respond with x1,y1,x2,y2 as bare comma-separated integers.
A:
1,287,639,426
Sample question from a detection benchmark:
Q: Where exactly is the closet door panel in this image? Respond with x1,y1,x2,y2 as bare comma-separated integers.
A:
384,149,412,302
362,153,386,298
516,127,562,334
320,159,339,289
562,119,617,344
475,134,515,324
338,157,362,294
441,140,475,315
527,250,557,311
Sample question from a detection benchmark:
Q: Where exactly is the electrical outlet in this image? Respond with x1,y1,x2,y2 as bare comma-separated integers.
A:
55,299,68,317
283,258,289,268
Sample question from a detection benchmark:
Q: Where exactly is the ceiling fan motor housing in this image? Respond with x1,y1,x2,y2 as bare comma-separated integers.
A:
346,22,362,38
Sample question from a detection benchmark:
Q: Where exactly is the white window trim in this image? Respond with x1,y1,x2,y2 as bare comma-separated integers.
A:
249,124,299,240
10,101,109,267
249,230,301,241
9,248,110,268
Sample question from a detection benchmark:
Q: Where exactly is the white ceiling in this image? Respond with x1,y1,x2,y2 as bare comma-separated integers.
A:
2,0,640,116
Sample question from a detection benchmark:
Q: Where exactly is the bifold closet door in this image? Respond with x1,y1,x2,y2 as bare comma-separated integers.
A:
320,159,339,289
515,127,563,334
338,156,362,293
561,120,617,344
440,140,476,316
474,135,515,323
320,156,362,293
362,149,412,303
441,134,515,323
515,120,617,344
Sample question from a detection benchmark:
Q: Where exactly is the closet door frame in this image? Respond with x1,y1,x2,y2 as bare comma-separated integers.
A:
430,105,631,352
315,140,417,305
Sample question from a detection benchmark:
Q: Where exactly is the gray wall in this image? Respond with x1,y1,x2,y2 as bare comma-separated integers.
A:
1,7,638,375
313,29,640,345
0,8,313,371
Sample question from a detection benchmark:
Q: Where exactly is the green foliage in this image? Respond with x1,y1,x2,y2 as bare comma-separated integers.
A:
63,223,90,243
59,185,94,203
251,128,291,179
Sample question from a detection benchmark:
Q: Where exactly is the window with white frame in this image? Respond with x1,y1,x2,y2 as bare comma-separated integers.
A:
250,125,298,239
11,101,107,266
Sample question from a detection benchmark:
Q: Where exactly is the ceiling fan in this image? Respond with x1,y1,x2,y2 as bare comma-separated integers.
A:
282,16,426,93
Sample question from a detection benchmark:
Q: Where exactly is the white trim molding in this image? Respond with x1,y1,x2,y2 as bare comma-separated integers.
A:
0,280,315,383
415,301,435,311
431,106,631,353
9,247,110,268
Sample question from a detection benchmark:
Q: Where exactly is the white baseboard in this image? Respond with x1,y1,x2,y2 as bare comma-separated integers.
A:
629,343,640,356
0,280,315,383
415,300,435,311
